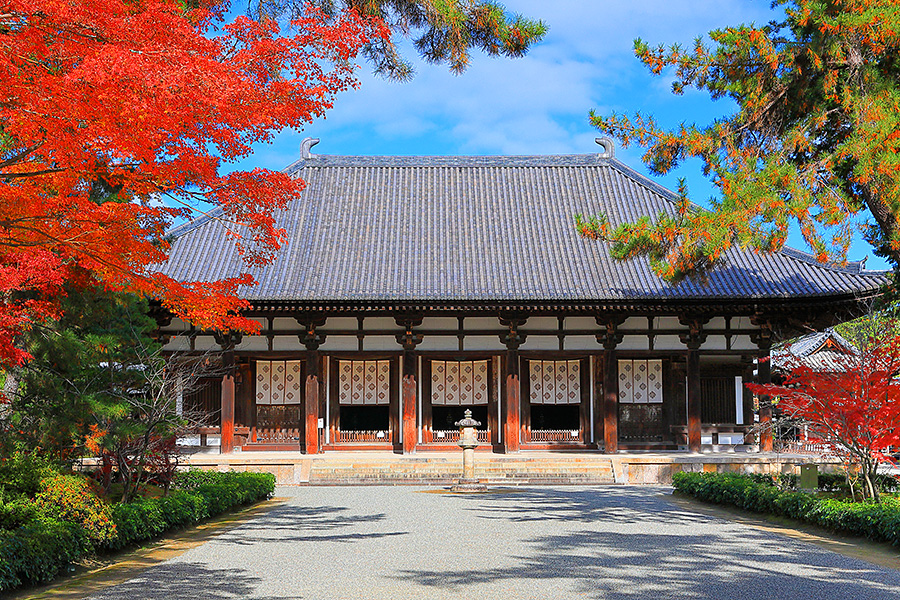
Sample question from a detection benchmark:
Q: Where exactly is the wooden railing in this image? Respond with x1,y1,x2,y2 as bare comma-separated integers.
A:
337,430,391,443
255,427,301,443
431,430,490,444
776,440,839,458
530,429,581,443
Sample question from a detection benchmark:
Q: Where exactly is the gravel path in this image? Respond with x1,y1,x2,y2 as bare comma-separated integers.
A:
89,486,900,600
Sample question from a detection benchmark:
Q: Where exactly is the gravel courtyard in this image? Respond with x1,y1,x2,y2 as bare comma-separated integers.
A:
88,486,900,600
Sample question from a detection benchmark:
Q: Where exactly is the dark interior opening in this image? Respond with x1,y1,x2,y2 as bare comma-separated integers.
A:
530,404,580,430
431,405,489,430
339,405,390,431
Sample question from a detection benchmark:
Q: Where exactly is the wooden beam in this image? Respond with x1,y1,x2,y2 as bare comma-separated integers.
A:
687,349,701,453
603,349,618,453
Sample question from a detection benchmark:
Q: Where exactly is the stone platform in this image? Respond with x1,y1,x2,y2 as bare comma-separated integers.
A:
182,450,833,486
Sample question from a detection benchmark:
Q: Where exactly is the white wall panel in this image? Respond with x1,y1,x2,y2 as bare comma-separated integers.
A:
272,317,301,331
653,335,683,350
617,336,649,350
421,317,460,330
564,317,596,331
731,335,758,351
519,336,559,350
319,336,358,351
162,336,191,352
234,336,268,351
417,336,460,351
463,335,506,351
363,335,399,351
520,317,558,331
564,335,601,350
363,317,399,331
323,317,358,330
464,317,499,330
272,336,304,351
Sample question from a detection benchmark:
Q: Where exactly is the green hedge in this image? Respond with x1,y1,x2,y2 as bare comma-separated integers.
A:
672,471,900,545
0,470,275,592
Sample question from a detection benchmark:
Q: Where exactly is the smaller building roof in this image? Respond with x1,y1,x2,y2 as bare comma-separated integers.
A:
773,329,858,372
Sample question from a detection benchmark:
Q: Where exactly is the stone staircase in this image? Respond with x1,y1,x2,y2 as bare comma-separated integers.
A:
307,455,617,485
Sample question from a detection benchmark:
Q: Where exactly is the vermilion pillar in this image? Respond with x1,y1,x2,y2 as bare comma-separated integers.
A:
687,349,701,453
603,349,618,454
402,351,418,454
395,316,423,455
758,348,774,452
304,348,320,455
500,316,526,454
220,373,235,454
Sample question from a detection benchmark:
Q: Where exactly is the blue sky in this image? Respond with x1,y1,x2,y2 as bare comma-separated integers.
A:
231,0,888,271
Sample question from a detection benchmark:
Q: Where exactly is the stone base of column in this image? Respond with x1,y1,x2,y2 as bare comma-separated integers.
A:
450,480,488,493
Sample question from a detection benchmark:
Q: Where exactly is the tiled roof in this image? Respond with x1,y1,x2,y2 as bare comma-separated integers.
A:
773,329,858,372
160,149,887,303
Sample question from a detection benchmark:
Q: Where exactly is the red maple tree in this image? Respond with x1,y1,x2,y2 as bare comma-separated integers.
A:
747,322,900,502
0,0,386,366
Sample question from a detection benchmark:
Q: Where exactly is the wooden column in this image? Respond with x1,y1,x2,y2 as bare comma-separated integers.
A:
500,316,527,453
220,372,235,454
758,347,774,452
396,316,423,454
596,315,624,454
592,356,604,450
751,320,775,452
214,331,241,454
304,348,321,455
679,315,709,454
602,349,618,453
298,316,327,455
686,349,701,453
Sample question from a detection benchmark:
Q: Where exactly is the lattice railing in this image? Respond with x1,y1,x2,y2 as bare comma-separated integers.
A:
431,430,490,444
776,440,839,458
337,430,391,443
255,427,301,443
530,429,581,442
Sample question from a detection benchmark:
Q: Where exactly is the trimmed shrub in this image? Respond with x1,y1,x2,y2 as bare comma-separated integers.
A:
0,516,90,592
35,475,116,544
673,471,900,545
0,453,59,499
0,470,275,591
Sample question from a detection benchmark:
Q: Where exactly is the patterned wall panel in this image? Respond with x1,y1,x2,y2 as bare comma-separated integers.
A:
529,360,581,405
338,360,390,405
255,360,303,405
256,361,272,405
618,359,663,404
284,361,303,404
431,360,489,405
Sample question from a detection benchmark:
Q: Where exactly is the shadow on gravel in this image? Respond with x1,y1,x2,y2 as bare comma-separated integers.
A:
88,562,292,600
456,486,710,525
212,503,409,546
393,488,900,600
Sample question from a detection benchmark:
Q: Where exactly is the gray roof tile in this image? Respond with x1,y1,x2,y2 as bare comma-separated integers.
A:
160,152,886,302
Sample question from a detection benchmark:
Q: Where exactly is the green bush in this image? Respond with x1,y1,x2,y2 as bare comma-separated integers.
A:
673,471,900,545
36,475,116,544
103,471,275,550
0,453,60,499
0,516,91,592
0,470,275,591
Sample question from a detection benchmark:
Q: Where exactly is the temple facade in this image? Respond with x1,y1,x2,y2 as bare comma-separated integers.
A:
155,138,885,454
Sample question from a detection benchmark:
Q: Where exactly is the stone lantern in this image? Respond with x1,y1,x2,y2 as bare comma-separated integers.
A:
450,409,487,493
